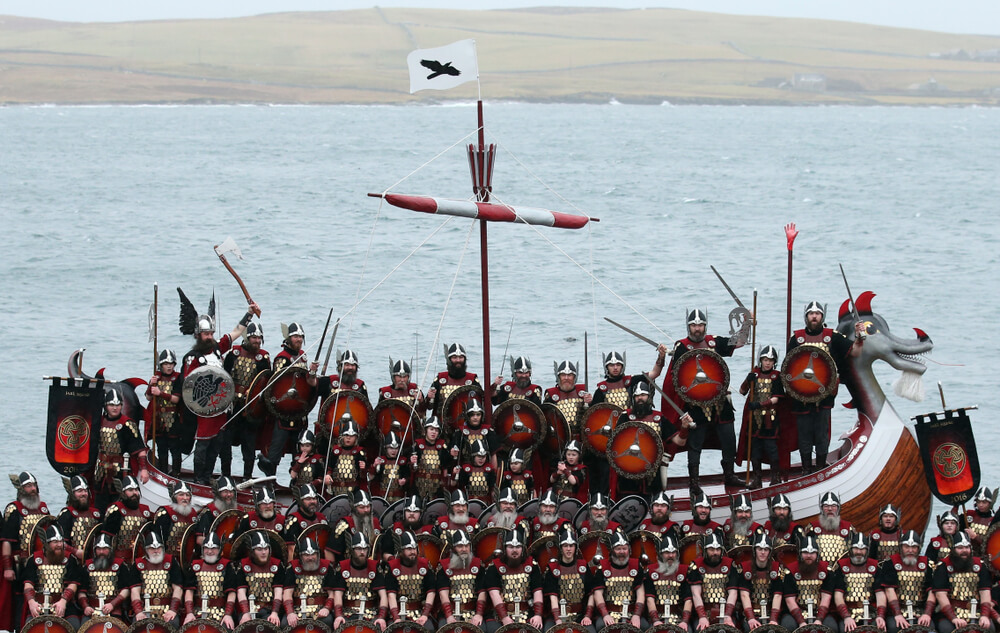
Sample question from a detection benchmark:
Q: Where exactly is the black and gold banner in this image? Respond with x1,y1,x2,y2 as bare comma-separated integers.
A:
46,377,105,477
914,407,980,505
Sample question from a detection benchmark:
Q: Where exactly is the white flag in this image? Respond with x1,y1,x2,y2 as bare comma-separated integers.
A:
407,40,479,94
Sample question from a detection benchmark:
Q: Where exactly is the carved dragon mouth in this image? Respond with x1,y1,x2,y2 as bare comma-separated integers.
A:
884,342,933,375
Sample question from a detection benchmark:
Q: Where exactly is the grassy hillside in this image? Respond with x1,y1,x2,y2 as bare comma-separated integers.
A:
1,7,999,105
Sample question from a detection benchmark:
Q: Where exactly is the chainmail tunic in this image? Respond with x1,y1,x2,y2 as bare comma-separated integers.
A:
192,562,228,620
649,568,685,623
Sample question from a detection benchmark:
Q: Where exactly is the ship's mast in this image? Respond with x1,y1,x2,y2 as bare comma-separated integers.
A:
468,100,496,427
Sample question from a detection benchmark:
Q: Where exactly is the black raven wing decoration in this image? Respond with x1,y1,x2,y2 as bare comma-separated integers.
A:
177,287,199,335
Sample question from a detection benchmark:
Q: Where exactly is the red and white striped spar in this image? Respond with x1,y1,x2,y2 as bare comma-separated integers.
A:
368,193,599,229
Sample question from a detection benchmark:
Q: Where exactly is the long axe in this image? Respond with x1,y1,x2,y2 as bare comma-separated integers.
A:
214,236,260,316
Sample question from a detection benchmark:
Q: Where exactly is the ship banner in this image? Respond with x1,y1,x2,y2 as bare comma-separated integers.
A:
914,407,981,505
46,377,105,477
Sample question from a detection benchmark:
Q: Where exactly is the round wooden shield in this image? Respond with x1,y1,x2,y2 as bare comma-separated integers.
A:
495,623,542,633
703,625,741,633
954,626,990,633
373,398,418,445
416,532,443,567
579,531,611,564
791,624,836,633
231,528,287,563
901,626,935,633
209,508,243,560
679,534,703,566
643,624,687,633
984,522,1000,577
750,625,789,633
178,619,228,633
607,421,663,480
518,499,540,521
318,390,374,441
629,530,661,565
286,620,334,633
581,403,624,457
472,526,506,562
780,346,838,405
79,615,129,633
494,399,547,451
131,521,154,563
558,498,582,523
82,522,108,560
383,621,430,633
244,369,274,425
850,627,881,633
541,403,571,455
335,620,380,633
547,623,590,633
442,384,486,430
773,544,798,570
672,349,729,408
178,523,199,568
125,618,175,633
21,615,76,633
601,624,641,633
610,496,650,534
728,545,753,567
29,514,57,555
183,365,236,416
300,523,332,556
438,622,486,633
232,619,282,633
321,494,354,527
422,498,450,527
264,366,318,422
530,534,559,568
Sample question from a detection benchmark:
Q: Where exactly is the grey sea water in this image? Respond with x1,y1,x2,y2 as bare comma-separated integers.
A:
2,103,998,522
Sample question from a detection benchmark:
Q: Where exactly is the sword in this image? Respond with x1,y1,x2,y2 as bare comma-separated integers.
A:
710,265,748,309
604,317,670,353
321,318,341,376
641,371,695,427
315,307,334,367
839,263,861,322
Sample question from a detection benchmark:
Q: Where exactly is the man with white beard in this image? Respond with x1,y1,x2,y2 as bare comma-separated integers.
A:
182,531,236,627
644,534,688,627
763,494,802,547
20,524,80,627
878,530,935,633
56,476,102,563
330,490,382,561
154,481,198,561
331,531,381,628
831,533,884,633
591,529,647,632
195,476,238,547
736,532,784,631
542,524,590,630
723,493,764,550
810,492,852,566
530,489,568,542
101,475,152,563
437,530,485,625
3,470,51,625
73,532,130,622
484,488,527,532
283,537,334,627
434,490,479,538
930,532,994,633
579,493,620,535
130,529,183,626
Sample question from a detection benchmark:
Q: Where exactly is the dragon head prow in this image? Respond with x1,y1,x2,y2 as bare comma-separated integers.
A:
837,291,934,413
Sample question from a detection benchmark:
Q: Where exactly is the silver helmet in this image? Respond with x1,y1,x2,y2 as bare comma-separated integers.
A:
564,440,582,455
504,527,527,548
751,531,772,551
353,489,372,507
403,495,422,513
121,475,141,491
399,531,418,550
848,532,868,551
686,309,708,326
339,417,360,437
819,491,841,508
203,531,222,551
384,431,402,450
195,314,216,335
298,484,320,501
214,476,237,494
554,360,578,377
298,428,316,446
692,492,712,509
703,530,724,551
338,349,360,369
769,494,791,510
251,531,270,551
253,485,275,506
451,529,472,547
158,349,178,365
169,480,192,501
94,532,114,550
424,416,442,430
285,322,305,339
444,343,467,359
69,475,89,492
557,524,576,547
465,398,485,416
450,489,469,506
144,529,165,550
244,322,264,341
731,493,752,513
510,356,532,373
651,491,674,509
659,533,679,553
509,448,525,464
469,440,489,457
540,489,559,507
609,529,629,549
759,345,778,362
900,530,922,547
804,301,826,321
104,388,123,407
300,536,321,556
390,358,411,377
799,533,820,554
589,492,610,510
603,350,626,369
45,524,65,543
953,531,973,548
497,487,518,505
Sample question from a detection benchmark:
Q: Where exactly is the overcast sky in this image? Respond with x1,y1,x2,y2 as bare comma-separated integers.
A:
3,0,999,35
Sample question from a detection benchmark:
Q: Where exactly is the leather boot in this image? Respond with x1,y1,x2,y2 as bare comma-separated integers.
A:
800,454,813,476
723,461,744,488
748,461,763,490
770,468,784,485
688,462,702,497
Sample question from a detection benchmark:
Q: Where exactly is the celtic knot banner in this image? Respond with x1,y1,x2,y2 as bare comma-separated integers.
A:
914,407,980,505
46,377,105,477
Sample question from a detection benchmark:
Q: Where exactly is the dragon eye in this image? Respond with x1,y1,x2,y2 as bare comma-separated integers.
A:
864,321,876,335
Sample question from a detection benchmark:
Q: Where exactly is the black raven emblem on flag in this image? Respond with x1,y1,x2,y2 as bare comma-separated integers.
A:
421,59,461,80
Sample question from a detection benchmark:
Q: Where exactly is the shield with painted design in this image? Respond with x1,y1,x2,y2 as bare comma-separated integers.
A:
495,623,542,633
472,526,506,562
672,349,730,408
581,403,624,457
750,626,789,633
541,403,571,455
678,534,703,565
318,390,374,441
373,398,418,445
232,620,282,633
703,624,742,633
178,523,199,568
437,622,486,633
629,530,661,565
494,399,547,451
558,498,583,523
231,528,287,563
985,523,1000,577
607,421,663,481
209,508,243,560
610,495,650,534
79,616,129,633
380,497,408,527
334,620,381,633
131,521,154,563
727,544,753,567
773,544,798,570
300,522,332,556
529,534,559,568
578,531,611,565
548,623,590,633
791,625,836,633
125,618,175,633
780,346,838,405
416,532,443,567
183,365,236,416
21,615,76,633
285,619,334,633
600,624,641,633
422,498,450,528
321,494,354,527
29,515,57,555
178,619,228,633
384,622,435,633
244,368,273,425
518,498,540,521
643,624,687,633
264,366,318,422
442,384,486,430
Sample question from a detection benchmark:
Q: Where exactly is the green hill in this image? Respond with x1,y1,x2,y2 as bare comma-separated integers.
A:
1,7,999,105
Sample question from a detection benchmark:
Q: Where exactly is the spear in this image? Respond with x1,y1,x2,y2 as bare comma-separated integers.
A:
746,289,757,485
784,223,799,349
151,283,158,465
